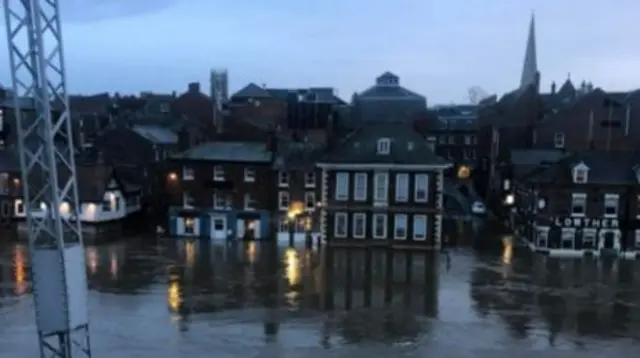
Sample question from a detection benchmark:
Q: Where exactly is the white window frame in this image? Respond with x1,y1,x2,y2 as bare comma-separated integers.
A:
278,171,289,187
603,194,619,218
536,226,549,248
244,168,255,182
352,213,366,239
414,174,429,203
304,191,315,210
335,172,349,201
553,132,565,148
334,212,348,238
353,172,367,201
184,217,196,235
244,193,256,210
304,171,316,188
278,191,290,211
377,138,391,154
213,191,228,210
571,193,586,217
182,192,194,208
561,228,575,249
182,166,194,180
582,228,597,249
573,167,588,184
413,215,427,240
373,172,389,204
213,165,225,181
395,173,409,202
394,214,407,240
372,213,387,239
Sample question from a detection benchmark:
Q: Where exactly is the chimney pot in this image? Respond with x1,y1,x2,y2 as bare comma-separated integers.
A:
551,81,556,94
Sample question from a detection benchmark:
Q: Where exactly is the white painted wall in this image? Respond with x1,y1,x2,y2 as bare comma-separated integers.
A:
14,189,141,223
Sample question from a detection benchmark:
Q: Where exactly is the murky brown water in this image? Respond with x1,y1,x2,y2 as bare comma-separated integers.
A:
1,237,639,357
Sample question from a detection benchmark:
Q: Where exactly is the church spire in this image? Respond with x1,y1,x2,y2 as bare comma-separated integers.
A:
520,13,539,91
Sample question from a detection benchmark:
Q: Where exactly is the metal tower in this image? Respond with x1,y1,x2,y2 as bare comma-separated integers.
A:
3,0,91,357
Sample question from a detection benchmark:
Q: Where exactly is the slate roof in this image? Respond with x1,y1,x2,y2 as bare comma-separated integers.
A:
171,141,272,163
272,141,325,170
525,150,640,185
319,122,450,167
131,125,178,144
231,83,271,99
358,72,424,100
232,84,346,104
510,149,567,166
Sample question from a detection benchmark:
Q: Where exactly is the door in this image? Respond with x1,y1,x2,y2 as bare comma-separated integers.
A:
236,219,245,239
603,232,615,250
210,216,226,239
245,219,260,240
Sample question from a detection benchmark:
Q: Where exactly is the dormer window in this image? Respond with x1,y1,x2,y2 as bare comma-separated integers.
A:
377,138,391,154
572,162,589,184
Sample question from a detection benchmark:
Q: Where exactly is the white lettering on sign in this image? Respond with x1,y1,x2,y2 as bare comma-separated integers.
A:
553,217,619,229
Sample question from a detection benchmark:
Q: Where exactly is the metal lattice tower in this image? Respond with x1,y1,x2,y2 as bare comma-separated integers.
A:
3,0,91,357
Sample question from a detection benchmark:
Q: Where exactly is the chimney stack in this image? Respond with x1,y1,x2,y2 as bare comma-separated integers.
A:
551,81,556,95
188,82,200,93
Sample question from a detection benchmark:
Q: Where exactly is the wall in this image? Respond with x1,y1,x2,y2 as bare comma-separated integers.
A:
168,207,271,239
14,189,141,223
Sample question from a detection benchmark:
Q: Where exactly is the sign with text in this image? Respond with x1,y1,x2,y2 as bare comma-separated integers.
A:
553,217,619,229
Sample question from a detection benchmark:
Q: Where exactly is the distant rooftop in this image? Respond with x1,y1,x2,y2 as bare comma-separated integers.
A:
171,141,272,163
131,125,178,144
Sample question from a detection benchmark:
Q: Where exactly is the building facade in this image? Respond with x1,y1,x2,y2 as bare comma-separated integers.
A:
513,151,640,258
317,122,451,249
166,141,275,240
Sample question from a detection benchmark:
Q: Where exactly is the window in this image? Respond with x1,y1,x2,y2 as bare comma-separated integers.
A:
635,230,640,249
553,132,565,148
335,172,349,200
184,218,195,235
213,166,225,181
438,136,446,144
244,193,256,210
373,172,388,204
414,174,429,202
334,212,348,238
183,192,194,208
213,191,228,210
571,193,586,217
15,199,24,215
636,195,640,218
464,135,473,145
604,194,618,218
377,138,390,154
213,218,225,231
561,228,575,249
354,172,367,201
102,199,111,212
352,213,366,238
279,218,289,232
572,162,589,183
536,227,549,248
278,171,289,187
304,191,315,209
395,173,409,202
304,171,316,188
448,136,455,144
372,214,387,239
394,214,407,240
278,191,290,210
244,168,255,182
582,228,597,249
183,166,194,180
413,215,427,240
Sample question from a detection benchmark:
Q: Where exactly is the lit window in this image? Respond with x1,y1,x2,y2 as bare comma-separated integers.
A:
184,218,195,234
182,166,194,180
604,194,619,218
244,168,255,182
213,166,225,181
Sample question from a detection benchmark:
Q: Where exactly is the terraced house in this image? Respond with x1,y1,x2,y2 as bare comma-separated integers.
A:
317,122,451,249
514,151,640,259
166,141,275,239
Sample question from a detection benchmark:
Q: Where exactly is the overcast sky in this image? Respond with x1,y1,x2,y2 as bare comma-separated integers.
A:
1,0,639,104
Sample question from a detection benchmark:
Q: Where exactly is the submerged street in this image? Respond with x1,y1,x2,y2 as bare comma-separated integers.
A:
1,236,640,357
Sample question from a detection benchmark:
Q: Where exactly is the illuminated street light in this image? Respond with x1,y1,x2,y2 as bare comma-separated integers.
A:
504,194,515,205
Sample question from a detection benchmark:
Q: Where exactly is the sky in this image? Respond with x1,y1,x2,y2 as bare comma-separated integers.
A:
1,0,640,104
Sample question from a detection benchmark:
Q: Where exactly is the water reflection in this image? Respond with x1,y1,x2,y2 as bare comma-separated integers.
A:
13,245,27,295
470,251,640,346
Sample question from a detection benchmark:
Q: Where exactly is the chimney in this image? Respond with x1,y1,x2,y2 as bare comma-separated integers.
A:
188,82,200,93
551,81,556,95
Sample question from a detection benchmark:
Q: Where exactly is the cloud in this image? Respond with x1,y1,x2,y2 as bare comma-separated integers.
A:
61,0,179,23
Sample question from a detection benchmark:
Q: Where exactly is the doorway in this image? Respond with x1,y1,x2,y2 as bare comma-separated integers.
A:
602,231,615,250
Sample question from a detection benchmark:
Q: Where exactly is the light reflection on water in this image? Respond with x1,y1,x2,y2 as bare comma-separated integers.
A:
1,237,640,357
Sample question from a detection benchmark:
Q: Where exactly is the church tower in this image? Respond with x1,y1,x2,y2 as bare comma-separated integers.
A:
520,14,539,92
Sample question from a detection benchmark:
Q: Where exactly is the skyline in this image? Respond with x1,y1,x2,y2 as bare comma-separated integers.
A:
1,0,639,103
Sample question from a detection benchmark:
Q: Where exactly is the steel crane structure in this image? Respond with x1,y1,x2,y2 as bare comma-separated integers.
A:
3,0,91,357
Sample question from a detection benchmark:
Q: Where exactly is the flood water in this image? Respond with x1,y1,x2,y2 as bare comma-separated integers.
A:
1,237,640,357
